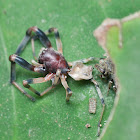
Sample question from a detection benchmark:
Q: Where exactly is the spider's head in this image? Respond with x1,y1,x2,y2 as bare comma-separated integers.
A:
68,62,93,81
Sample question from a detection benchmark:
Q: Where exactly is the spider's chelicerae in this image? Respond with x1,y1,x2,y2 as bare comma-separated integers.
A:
9,26,106,136
95,57,118,95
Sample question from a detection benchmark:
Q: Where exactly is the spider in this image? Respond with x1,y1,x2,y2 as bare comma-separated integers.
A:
9,26,96,102
9,26,106,136
95,57,118,95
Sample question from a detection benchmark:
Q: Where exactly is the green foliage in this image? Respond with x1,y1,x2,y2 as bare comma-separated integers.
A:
0,0,140,139
102,18,140,140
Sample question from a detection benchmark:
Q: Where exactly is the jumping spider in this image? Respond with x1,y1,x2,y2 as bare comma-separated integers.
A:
95,57,118,95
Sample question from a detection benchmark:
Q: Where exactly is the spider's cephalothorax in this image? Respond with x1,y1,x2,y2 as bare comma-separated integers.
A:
95,57,118,94
38,48,70,74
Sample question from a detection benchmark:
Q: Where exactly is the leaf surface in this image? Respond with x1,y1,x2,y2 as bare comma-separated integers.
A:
0,0,140,139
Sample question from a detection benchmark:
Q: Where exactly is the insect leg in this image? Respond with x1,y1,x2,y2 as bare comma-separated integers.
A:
26,27,52,48
60,75,72,102
9,54,45,73
107,80,113,95
45,28,63,54
91,78,105,137
68,57,102,66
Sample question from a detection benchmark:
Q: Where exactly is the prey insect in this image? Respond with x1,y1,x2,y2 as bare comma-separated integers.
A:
69,62,105,136
95,57,118,95
9,26,95,102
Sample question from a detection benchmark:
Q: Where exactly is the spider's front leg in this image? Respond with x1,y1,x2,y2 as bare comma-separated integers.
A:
15,26,52,55
9,54,45,101
16,26,52,56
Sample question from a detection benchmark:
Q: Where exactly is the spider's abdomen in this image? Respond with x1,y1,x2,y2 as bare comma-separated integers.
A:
38,48,69,74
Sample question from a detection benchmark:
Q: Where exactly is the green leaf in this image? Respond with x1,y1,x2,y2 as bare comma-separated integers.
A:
0,0,140,140
101,17,140,140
